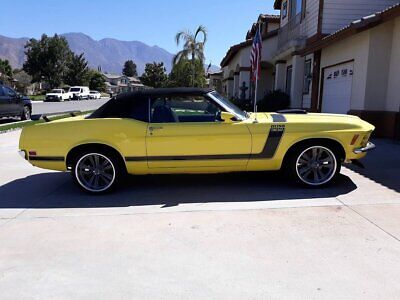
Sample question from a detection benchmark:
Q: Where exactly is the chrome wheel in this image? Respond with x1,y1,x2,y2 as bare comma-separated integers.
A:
295,146,337,186
22,106,31,120
75,153,116,192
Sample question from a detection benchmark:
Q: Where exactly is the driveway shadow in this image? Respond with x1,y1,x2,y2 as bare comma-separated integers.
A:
0,171,357,209
346,139,400,193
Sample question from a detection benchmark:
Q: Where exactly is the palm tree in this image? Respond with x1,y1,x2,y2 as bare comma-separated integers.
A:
174,25,207,87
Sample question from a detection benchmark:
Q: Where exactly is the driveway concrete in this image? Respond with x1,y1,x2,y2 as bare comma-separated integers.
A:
0,130,399,299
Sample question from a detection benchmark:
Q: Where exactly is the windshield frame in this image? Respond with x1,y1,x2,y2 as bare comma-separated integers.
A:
207,91,248,121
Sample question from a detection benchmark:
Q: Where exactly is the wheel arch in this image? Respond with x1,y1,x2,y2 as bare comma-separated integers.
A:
283,138,346,165
66,143,127,172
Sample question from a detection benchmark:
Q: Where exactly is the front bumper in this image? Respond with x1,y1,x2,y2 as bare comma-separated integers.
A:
353,142,376,154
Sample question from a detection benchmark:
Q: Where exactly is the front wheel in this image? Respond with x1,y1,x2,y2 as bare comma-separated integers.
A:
72,151,123,194
286,144,340,187
21,106,31,120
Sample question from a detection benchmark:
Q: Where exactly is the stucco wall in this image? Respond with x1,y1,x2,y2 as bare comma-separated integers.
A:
320,31,370,110
364,21,393,111
386,17,400,112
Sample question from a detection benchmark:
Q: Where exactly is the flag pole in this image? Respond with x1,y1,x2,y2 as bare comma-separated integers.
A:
253,21,262,124
254,72,258,123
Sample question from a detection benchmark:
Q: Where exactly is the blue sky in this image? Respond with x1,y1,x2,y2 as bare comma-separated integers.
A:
0,0,276,66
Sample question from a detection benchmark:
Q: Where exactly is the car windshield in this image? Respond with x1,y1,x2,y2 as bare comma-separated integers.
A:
51,89,62,93
70,88,81,92
208,91,248,120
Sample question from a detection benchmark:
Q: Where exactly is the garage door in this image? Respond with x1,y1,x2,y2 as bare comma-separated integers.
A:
321,62,354,114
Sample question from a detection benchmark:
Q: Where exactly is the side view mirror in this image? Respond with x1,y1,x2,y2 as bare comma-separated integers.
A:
220,111,236,123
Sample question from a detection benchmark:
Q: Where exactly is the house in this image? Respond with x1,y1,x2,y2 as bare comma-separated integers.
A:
207,70,223,94
221,1,400,138
302,3,400,138
102,73,146,94
220,14,280,101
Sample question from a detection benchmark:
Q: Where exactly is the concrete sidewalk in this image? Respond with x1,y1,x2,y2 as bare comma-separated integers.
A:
0,130,399,299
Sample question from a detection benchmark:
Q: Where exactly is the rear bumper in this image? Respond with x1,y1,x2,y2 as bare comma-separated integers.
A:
353,142,376,154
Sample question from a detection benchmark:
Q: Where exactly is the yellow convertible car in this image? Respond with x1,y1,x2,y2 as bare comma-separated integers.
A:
19,88,375,193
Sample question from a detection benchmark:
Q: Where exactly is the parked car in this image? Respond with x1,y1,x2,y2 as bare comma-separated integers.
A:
0,84,32,120
45,89,71,102
19,88,375,194
68,86,90,100
89,90,101,99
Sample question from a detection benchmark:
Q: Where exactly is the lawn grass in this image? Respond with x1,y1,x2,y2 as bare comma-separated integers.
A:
29,95,45,101
0,111,93,133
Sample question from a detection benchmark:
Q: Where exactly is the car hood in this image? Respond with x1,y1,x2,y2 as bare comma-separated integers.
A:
46,93,62,96
253,112,375,132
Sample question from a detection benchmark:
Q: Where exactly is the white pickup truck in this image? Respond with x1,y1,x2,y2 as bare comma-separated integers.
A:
45,89,72,102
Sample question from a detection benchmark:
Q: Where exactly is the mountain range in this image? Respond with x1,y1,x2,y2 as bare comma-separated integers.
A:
0,33,219,75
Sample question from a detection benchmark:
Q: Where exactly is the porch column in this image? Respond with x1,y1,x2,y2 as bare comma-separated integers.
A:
291,55,305,108
274,61,286,91
226,78,234,99
233,72,240,99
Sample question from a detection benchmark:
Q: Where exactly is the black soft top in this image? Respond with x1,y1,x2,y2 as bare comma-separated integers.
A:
116,87,215,100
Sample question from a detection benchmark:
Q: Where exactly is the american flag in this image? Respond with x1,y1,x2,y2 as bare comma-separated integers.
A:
250,25,262,82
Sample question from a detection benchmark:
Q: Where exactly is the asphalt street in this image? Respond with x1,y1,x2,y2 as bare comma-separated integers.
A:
0,130,399,299
31,98,110,115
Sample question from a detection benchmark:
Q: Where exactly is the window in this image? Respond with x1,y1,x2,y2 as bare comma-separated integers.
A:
303,59,312,94
282,1,288,19
88,97,149,122
0,86,5,97
3,86,16,97
296,0,303,15
286,66,293,95
150,96,221,123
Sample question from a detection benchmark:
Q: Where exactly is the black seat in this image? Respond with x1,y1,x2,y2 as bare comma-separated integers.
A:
152,106,177,123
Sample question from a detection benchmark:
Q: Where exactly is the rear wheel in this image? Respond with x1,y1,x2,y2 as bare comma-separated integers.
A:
72,151,123,194
286,144,340,187
21,106,31,120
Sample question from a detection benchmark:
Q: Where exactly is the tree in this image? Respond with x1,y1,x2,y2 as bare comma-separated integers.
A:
23,34,71,89
13,69,32,93
140,62,168,88
88,70,106,92
64,53,89,86
169,57,206,88
0,59,13,81
122,60,138,77
174,25,207,86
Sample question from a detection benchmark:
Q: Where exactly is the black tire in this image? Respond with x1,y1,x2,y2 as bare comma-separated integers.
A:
285,142,341,187
21,106,31,120
72,150,125,194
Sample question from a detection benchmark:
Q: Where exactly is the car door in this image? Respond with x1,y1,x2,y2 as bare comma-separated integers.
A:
2,86,20,115
0,86,8,116
145,94,252,168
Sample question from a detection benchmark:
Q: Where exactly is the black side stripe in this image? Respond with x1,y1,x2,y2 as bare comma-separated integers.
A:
271,114,287,123
126,126,285,162
29,156,65,162
251,127,285,159
126,154,249,162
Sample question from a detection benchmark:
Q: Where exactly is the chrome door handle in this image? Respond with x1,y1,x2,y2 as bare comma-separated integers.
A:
149,126,163,131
